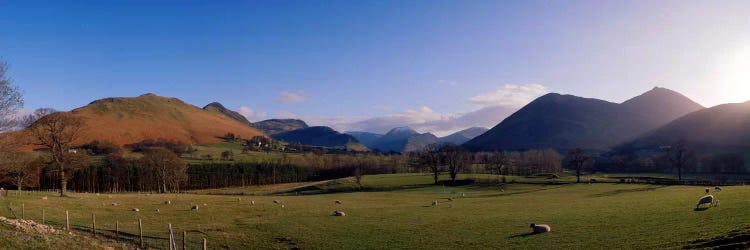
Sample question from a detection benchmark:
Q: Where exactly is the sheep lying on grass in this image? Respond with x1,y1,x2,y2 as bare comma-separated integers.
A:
530,224,551,234
165,200,171,205
696,195,718,208
132,208,140,212
335,200,342,205
191,205,199,211
332,211,346,216
431,201,438,206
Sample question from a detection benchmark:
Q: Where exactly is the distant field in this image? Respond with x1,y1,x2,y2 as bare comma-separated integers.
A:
0,173,747,249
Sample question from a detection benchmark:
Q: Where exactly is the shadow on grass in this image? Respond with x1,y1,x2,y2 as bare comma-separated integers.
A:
471,186,565,199
509,232,538,238
693,207,710,212
684,226,750,249
589,185,669,198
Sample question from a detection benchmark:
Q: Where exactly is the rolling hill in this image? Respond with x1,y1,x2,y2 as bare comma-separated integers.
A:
619,100,750,152
203,102,253,127
346,131,383,149
11,93,266,148
254,119,309,135
439,127,489,145
369,127,439,152
272,126,368,151
464,87,704,151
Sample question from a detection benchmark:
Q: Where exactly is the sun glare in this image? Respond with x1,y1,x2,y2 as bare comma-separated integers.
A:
717,44,750,103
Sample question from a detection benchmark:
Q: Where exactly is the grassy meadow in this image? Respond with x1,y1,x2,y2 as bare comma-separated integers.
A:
0,173,747,249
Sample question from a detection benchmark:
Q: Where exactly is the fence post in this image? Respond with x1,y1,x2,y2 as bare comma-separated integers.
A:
183,231,187,250
21,204,24,219
115,221,119,240
138,218,144,248
168,223,175,250
65,210,70,231
42,209,45,225
203,238,207,250
92,213,96,236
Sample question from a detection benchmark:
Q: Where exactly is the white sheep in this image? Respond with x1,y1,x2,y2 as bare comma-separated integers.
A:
191,205,199,211
111,202,118,206
431,201,438,206
530,224,551,234
273,200,281,204
250,200,255,205
165,200,171,205
448,198,453,201
715,186,722,192
696,195,717,208
332,211,346,216
132,208,140,212
335,200,343,205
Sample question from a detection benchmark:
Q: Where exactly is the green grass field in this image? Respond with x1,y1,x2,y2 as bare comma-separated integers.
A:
0,173,747,249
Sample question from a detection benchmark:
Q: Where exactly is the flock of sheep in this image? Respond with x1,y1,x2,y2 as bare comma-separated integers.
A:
109,184,726,236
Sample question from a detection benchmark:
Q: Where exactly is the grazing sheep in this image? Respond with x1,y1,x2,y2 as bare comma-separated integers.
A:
462,193,466,197
530,224,551,234
332,211,346,216
203,203,208,206
191,205,199,211
448,198,453,201
250,200,255,205
715,186,722,192
335,200,343,205
156,209,160,213
705,188,710,194
132,208,140,212
42,196,48,200
696,195,717,208
165,200,171,205
111,202,118,206
431,201,438,206
237,198,242,201
281,205,285,208
273,200,281,204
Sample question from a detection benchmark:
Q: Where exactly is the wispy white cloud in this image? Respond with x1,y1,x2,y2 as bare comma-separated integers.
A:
268,84,549,137
277,91,306,104
468,84,548,107
237,106,267,122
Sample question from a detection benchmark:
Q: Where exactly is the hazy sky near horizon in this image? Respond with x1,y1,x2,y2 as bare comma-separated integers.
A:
2,0,750,136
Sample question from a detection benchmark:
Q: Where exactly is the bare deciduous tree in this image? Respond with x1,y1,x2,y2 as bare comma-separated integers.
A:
32,112,87,197
667,140,695,181
417,144,442,184
0,62,23,133
0,152,43,194
142,148,187,193
20,108,57,128
566,148,592,183
441,144,472,184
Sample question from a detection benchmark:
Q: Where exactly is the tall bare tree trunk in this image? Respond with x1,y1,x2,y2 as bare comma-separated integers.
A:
60,170,67,197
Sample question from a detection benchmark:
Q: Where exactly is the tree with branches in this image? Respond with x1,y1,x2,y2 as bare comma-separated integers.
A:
440,144,472,184
0,152,43,194
0,62,23,133
417,143,443,184
32,112,87,197
566,148,592,183
142,148,187,193
667,140,696,181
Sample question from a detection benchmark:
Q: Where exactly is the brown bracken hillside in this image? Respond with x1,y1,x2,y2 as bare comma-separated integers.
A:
10,93,265,148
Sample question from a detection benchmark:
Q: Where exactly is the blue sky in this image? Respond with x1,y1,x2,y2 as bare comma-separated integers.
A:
2,0,750,135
